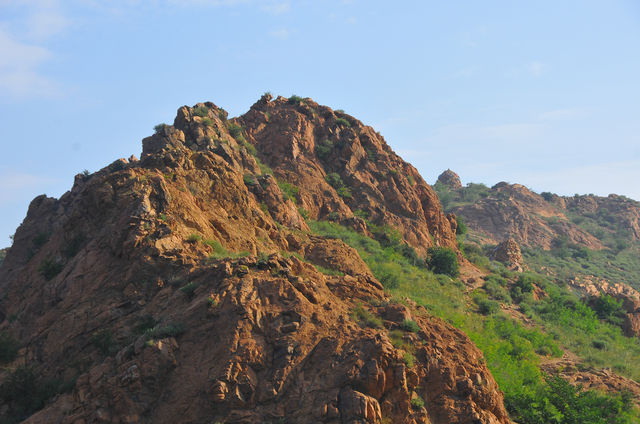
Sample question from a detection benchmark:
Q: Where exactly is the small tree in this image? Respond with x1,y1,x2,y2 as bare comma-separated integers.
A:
455,215,467,235
427,247,459,277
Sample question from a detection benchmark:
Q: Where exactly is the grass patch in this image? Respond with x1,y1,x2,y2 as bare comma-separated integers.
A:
144,323,185,340
278,180,299,203
351,303,382,329
179,282,198,299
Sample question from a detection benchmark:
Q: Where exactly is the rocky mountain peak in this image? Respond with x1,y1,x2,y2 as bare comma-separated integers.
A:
0,96,508,423
436,169,462,189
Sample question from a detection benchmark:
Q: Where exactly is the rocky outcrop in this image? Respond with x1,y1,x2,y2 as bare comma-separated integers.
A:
442,179,604,250
490,238,523,272
0,98,508,423
563,194,640,241
436,169,462,189
239,95,459,255
568,277,640,338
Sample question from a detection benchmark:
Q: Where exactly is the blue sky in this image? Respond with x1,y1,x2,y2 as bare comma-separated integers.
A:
1,0,639,245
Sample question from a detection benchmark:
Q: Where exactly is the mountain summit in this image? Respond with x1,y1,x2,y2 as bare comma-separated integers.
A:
0,96,508,423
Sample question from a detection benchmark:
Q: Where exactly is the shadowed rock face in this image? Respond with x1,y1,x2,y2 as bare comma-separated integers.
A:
0,97,509,424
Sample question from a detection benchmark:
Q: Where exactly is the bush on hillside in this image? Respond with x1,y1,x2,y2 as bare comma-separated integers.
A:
426,247,459,277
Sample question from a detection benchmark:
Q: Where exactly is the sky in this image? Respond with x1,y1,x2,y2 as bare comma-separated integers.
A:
1,0,639,245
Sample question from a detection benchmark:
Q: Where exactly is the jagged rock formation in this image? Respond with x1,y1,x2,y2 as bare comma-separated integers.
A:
490,239,523,272
239,95,458,254
0,97,508,423
436,170,462,189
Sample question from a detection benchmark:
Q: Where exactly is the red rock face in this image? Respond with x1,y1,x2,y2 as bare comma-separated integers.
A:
0,97,508,424
240,95,458,254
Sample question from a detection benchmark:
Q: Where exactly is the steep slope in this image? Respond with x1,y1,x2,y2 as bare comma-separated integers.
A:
0,98,507,424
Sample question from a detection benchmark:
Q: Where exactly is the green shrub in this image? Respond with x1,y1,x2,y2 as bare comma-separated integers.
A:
180,282,198,299
507,374,636,424
407,175,415,186
242,141,257,155
351,304,382,329
426,247,459,277
90,329,116,355
401,319,420,333
244,173,258,186
38,258,64,280
201,117,214,127
474,295,500,315
410,396,424,410
154,123,168,133
193,106,209,117
484,278,512,303
403,352,415,368
325,172,344,189
33,232,49,248
144,323,185,339
314,264,344,276
591,295,626,327
298,207,309,220
0,332,18,364
63,234,85,258
315,139,334,159
288,95,304,105
455,216,467,235
187,233,202,243
134,315,157,335
335,117,351,127
278,180,299,203
336,187,352,199
0,365,64,421
227,123,244,139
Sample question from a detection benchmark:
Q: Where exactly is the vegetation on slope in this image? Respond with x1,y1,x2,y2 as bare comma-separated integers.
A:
308,220,640,423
